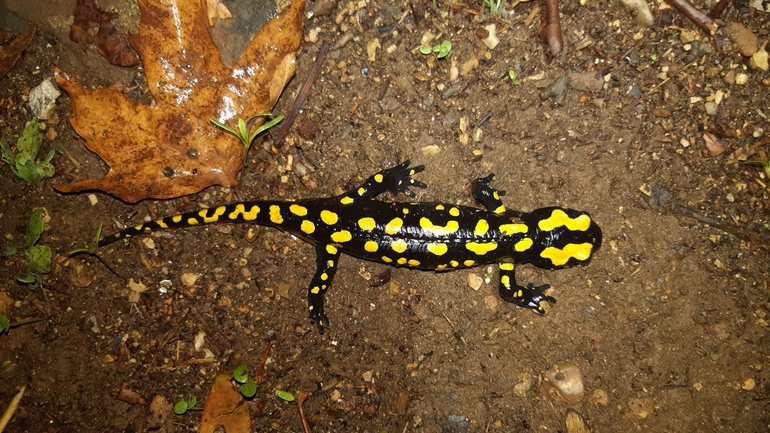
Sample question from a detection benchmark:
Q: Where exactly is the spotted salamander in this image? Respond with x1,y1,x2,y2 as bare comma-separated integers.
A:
99,161,602,333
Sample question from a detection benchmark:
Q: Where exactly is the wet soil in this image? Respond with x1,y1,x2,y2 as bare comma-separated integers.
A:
1,0,769,432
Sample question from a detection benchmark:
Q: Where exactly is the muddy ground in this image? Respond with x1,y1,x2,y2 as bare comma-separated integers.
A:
1,0,769,431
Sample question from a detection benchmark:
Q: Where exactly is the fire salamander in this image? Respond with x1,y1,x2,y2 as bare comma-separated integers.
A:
99,161,602,333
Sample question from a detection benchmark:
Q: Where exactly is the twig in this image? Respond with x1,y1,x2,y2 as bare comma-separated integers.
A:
543,0,563,55
297,390,310,433
255,342,273,383
647,57,700,93
273,42,331,148
708,0,729,18
0,385,26,433
664,0,718,34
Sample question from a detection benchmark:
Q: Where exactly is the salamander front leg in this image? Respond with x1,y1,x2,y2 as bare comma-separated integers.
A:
471,174,508,214
307,244,341,334
498,262,556,314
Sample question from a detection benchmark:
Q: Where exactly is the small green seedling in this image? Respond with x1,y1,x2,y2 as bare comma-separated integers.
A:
4,209,52,283
0,315,45,335
0,120,55,182
67,222,104,256
483,266,494,285
233,364,257,398
650,54,659,63
276,389,300,402
210,112,284,152
173,396,202,415
741,158,770,178
507,70,520,85
419,40,452,59
483,0,503,14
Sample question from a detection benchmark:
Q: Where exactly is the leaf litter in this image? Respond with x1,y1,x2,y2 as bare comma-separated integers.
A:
54,0,305,202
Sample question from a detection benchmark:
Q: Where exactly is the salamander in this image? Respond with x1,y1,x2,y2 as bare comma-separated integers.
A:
99,161,602,333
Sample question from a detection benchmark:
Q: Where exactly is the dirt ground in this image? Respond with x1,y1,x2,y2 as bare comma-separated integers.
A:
1,0,769,431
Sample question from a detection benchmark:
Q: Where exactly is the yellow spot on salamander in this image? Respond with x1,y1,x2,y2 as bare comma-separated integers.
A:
538,209,592,232
357,187,366,196
289,204,307,216
301,220,315,234
326,245,338,255
493,191,500,200
327,260,334,267
155,219,169,229
450,260,459,267
515,238,533,252
385,217,403,235
311,286,320,294
494,205,506,214
374,173,384,183
187,218,199,226
501,275,510,287
427,243,448,256
419,217,459,236
465,242,498,255
199,206,226,223
228,204,260,220
382,256,393,263
449,207,460,217
499,262,514,271
408,259,420,267
340,196,354,205
437,264,447,270
474,220,489,236
331,230,352,243
463,260,475,267
364,241,379,252
499,224,528,235
172,215,183,223
435,204,445,211
321,210,339,225
402,208,409,215
143,226,152,232
269,205,283,224
321,273,328,281
358,217,376,231
397,257,407,265
134,224,144,231
540,243,594,266
391,239,407,253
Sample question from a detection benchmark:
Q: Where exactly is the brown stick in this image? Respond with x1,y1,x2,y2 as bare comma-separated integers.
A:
273,42,331,148
664,0,718,34
543,0,563,55
708,0,729,18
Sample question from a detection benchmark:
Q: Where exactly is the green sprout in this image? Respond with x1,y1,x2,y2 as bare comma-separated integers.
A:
0,120,55,182
276,389,299,402
173,396,202,415
233,364,257,398
507,70,520,85
67,222,104,256
650,54,659,63
0,315,45,335
483,266,494,284
482,0,503,14
419,40,452,59
741,158,770,178
4,209,52,283
210,112,284,152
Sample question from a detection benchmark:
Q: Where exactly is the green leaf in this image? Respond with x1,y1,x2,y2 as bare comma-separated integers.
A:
25,209,45,248
275,390,295,402
436,40,452,59
173,400,189,415
187,396,197,407
240,377,257,398
233,364,249,383
210,117,239,136
16,120,43,165
25,245,51,274
0,315,10,333
4,246,18,256
17,274,37,284
419,46,432,55
247,115,284,148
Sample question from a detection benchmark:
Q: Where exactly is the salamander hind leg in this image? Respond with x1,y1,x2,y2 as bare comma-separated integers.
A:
498,262,556,314
471,174,507,214
307,244,341,334
337,160,427,205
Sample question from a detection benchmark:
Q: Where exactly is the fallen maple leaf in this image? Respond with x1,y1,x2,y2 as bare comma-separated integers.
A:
70,0,139,67
200,373,250,433
0,26,35,78
54,0,304,202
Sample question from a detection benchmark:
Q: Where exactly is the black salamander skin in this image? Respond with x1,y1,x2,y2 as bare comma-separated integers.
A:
99,161,602,333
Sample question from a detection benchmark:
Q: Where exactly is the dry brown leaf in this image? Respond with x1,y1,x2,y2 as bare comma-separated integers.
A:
54,0,304,202
703,131,726,156
200,373,250,433
206,0,233,26
70,0,139,67
0,26,35,78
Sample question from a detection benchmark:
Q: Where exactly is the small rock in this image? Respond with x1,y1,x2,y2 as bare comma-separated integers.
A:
482,295,498,313
181,272,199,286
467,273,483,291
568,72,603,92
735,73,749,85
725,22,758,57
480,24,499,50
543,362,585,404
704,101,718,115
194,330,206,351
28,78,61,120
367,38,380,62
362,370,374,382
